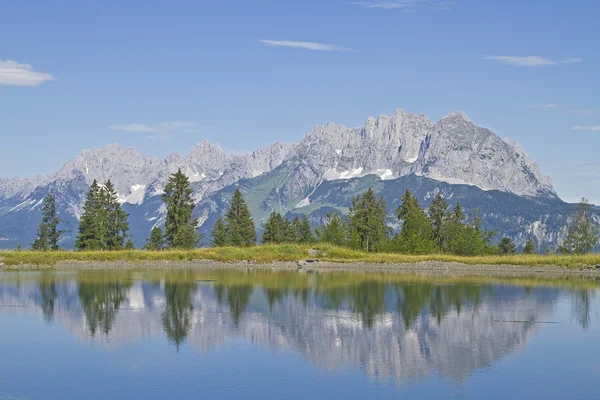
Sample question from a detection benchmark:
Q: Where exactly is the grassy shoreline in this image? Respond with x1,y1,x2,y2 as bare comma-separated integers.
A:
2,244,600,269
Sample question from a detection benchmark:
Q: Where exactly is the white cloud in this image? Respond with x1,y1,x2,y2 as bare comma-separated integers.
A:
524,104,558,109
259,40,355,52
351,0,451,10
109,123,155,133
0,60,55,86
484,56,583,67
351,1,421,9
109,121,201,139
573,125,600,132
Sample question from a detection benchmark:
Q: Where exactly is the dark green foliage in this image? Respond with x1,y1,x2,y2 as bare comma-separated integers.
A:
316,212,349,246
262,211,284,244
39,275,58,325
281,218,297,243
394,189,436,254
76,180,106,251
75,180,130,251
162,282,196,349
428,193,449,248
450,202,466,223
210,218,227,247
163,169,200,249
102,180,130,250
145,227,166,250
347,188,389,252
15,244,22,252
225,189,256,247
499,237,517,255
78,279,131,337
125,238,135,250
558,198,599,255
523,238,536,254
442,206,497,256
32,193,64,251
296,215,315,244
227,285,253,326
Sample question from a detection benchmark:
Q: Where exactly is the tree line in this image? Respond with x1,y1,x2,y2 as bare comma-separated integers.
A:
28,169,600,255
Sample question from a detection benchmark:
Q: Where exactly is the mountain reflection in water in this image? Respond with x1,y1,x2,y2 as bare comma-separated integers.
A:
0,269,597,384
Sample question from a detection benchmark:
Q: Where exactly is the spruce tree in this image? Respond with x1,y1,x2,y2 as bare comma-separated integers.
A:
297,215,315,244
163,169,200,249
395,189,436,254
102,180,130,250
347,188,389,252
145,227,166,250
281,218,297,243
499,237,517,255
225,189,256,247
125,238,135,250
558,198,599,254
450,202,466,223
32,193,64,251
428,193,449,249
262,212,284,244
210,218,228,247
76,180,106,251
316,212,348,246
523,238,536,254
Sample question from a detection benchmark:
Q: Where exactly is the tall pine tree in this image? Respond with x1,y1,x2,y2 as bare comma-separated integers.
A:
76,180,106,251
296,215,315,244
163,169,200,249
347,188,389,252
225,189,256,247
32,193,64,251
102,180,130,250
262,211,284,244
428,193,449,249
395,189,436,254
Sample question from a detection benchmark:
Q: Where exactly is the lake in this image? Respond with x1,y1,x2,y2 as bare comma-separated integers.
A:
0,269,599,399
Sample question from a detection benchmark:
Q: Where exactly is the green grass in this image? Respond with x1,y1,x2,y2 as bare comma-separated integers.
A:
2,244,600,269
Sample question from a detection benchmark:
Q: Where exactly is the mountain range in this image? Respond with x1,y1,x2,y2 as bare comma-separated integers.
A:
0,108,595,249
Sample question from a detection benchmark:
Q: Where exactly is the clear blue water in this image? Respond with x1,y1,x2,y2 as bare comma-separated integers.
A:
0,269,599,399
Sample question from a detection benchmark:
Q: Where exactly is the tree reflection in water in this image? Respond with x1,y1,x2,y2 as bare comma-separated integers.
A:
163,282,197,349
78,275,131,337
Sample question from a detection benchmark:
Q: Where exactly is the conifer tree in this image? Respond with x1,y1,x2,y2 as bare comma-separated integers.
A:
395,189,436,254
262,211,284,244
145,227,166,250
163,169,200,249
558,198,599,254
125,238,135,250
523,238,536,254
296,215,315,244
210,218,228,247
102,180,130,250
76,180,106,251
450,202,466,223
316,212,348,246
225,189,256,247
428,193,449,249
32,193,64,251
281,217,297,243
499,237,517,255
347,188,389,252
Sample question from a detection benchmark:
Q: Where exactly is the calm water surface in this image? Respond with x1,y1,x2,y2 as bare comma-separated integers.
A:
1,269,599,399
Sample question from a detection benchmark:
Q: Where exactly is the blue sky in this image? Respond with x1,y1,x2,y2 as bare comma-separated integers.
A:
1,0,599,203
